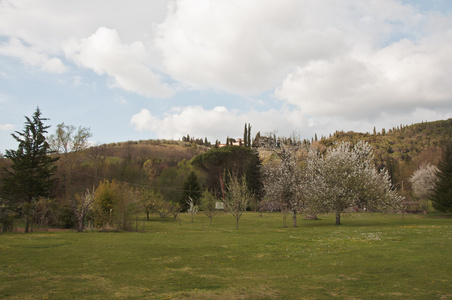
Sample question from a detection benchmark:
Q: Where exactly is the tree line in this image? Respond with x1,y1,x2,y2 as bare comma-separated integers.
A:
1,109,451,232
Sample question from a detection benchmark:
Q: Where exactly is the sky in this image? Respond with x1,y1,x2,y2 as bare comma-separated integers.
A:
1,0,452,153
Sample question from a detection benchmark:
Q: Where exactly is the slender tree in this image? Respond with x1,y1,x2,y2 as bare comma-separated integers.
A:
2,108,59,233
224,173,253,229
247,123,251,148
243,123,248,147
186,196,199,222
200,190,220,225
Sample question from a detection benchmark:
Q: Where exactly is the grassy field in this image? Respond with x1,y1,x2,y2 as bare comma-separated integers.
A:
1,212,451,299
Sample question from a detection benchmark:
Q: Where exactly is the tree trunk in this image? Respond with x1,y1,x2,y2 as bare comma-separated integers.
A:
335,212,341,225
25,217,30,233
146,212,149,221
292,210,297,227
209,217,212,225
77,216,84,232
236,218,239,230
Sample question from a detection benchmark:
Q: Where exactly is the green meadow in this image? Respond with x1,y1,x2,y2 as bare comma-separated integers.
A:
1,213,451,299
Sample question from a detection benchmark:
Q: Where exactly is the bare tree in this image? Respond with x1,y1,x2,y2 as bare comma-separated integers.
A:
200,190,221,225
48,123,92,201
224,173,253,229
88,143,108,178
168,201,181,220
48,122,92,163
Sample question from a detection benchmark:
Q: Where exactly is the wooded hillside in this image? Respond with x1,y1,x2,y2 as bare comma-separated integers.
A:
317,119,452,200
1,118,450,230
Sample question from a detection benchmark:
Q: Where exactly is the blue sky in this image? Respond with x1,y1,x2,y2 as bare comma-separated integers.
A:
1,0,452,153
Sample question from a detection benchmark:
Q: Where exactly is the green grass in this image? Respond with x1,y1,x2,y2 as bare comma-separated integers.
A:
1,212,451,299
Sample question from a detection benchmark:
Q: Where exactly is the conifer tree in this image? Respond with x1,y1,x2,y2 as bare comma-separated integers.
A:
243,123,247,147
431,141,452,212
247,123,251,148
2,108,59,233
180,171,202,211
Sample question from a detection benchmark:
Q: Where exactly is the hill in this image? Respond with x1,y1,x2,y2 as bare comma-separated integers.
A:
2,119,450,207
317,119,452,200
56,119,452,202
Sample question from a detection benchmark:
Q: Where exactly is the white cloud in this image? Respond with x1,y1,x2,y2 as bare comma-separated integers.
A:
1,0,451,147
155,0,452,120
64,27,173,98
0,1,171,96
131,103,451,144
153,0,429,95
0,0,169,53
131,105,309,142
0,38,66,73
275,32,452,118
309,108,452,139
155,0,349,95
0,123,15,131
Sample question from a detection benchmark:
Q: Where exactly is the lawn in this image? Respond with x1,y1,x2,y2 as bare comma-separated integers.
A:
1,212,451,299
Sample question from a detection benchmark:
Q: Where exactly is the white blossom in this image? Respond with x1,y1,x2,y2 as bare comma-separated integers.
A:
306,141,403,225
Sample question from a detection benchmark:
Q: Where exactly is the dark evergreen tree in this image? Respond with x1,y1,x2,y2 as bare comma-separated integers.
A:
2,108,59,233
431,141,452,212
191,146,263,204
180,171,202,211
243,123,247,147
247,123,251,148
253,131,261,147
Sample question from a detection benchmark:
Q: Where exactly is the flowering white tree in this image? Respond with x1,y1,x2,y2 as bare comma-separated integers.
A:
409,163,438,200
306,141,403,225
263,144,306,227
72,187,95,232
409,163,438,211
186,196,199,222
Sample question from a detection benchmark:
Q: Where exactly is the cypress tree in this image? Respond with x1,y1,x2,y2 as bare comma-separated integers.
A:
243,123,247,147
247,123,251,148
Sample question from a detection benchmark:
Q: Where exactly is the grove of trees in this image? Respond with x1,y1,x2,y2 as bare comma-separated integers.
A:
1,109,450,233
